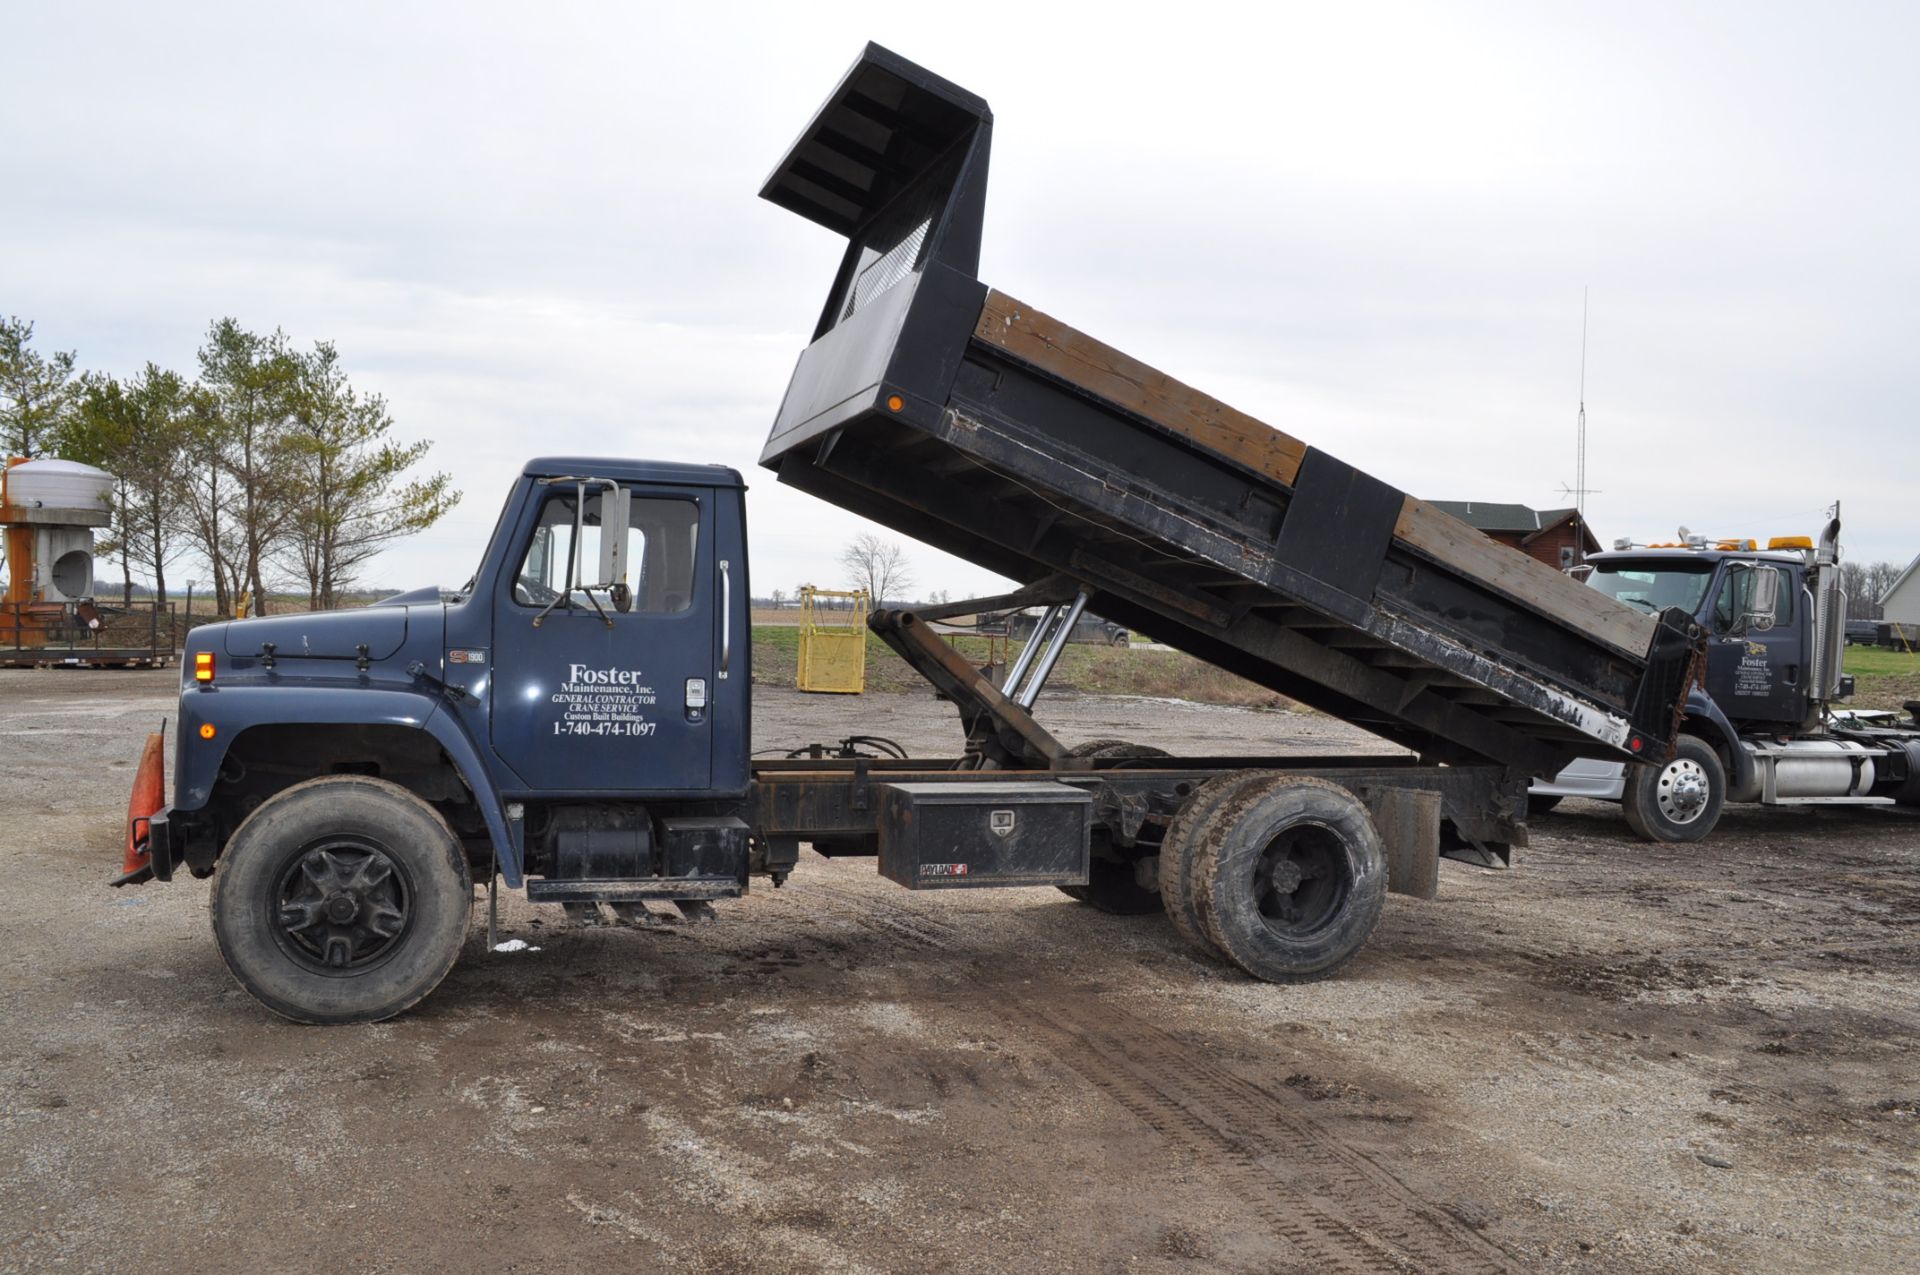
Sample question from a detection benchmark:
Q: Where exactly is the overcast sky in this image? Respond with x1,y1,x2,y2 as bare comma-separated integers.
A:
7,1,1916,600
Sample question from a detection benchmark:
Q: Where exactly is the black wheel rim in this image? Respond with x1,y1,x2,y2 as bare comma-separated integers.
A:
270,837,414,974
1250,822,1350,939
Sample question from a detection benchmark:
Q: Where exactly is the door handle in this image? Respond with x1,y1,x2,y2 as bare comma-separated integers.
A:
718,559,731,680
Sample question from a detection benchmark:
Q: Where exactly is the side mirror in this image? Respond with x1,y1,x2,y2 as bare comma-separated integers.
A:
597,483,631,597
1747,565,1779,633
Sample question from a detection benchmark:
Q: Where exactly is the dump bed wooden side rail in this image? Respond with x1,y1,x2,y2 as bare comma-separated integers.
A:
972,291,1655,660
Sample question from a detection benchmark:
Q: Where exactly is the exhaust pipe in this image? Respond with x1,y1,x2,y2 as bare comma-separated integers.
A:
1809,503,1845,710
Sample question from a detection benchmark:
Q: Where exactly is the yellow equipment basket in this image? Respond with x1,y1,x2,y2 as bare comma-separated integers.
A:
797,586,870,693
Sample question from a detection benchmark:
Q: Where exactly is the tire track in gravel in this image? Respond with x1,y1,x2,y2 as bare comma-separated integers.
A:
1004,995,1524,1275
790,878,966,952
789,875,1521,1273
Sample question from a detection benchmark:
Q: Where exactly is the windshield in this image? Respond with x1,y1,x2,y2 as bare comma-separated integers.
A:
1586,560,1715,615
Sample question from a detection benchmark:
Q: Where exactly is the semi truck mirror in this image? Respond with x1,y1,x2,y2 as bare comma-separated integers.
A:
1747,565,1779,633
598,483,631,597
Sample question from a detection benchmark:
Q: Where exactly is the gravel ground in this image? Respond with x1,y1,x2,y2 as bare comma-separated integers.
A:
2,669,1917,1274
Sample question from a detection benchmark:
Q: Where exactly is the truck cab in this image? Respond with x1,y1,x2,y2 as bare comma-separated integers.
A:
1533,521,1920,839
1588,547,1811,726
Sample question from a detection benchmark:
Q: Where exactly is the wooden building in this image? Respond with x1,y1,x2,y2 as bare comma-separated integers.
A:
1428,502,1601,570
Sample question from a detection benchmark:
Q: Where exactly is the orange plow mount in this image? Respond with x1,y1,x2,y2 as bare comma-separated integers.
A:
113,730,166,887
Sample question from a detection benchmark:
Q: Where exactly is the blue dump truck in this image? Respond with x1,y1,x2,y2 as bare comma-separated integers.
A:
117,45,1701,1023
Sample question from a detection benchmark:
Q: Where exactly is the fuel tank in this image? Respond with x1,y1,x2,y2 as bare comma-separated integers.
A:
1736,738,1877,800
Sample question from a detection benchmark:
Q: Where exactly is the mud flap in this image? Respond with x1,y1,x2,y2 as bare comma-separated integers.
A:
1365,787,1442,900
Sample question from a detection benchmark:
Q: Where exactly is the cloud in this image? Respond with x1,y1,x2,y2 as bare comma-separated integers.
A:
5,0,1916,596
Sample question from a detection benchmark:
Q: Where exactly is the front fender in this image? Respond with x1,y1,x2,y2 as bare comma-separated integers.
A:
1681,689,1753,799
174,682,523,886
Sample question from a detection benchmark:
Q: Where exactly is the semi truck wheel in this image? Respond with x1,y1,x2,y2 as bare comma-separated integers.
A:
211,776,473,1025
1058,741,1169,913
1157,771,1276,960
1622,736,1725,843
1192,776,1386,983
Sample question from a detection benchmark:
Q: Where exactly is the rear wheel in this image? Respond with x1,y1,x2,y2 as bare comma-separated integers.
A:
1622,735,1725,843
1157,771,1276,960
1193,776,1385,983
1059,740,1169,913
211,776,473,1024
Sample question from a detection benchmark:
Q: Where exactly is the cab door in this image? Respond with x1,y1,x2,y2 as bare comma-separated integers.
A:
489,482,714,794
1704,562,1804,726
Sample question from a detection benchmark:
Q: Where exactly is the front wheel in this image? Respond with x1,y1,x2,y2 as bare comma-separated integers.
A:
1622,735,1725,843
211,776,473,1024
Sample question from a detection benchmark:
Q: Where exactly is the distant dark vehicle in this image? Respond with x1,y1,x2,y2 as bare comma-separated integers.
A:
984,609,1129,647
1845,619,1878,645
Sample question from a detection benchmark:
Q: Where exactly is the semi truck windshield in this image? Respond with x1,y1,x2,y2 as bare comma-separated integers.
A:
1585,561,1715,614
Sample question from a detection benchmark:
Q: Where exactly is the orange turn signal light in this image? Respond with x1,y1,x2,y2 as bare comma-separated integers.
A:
198,723,216,740
886,394,904,412
194,651,214,683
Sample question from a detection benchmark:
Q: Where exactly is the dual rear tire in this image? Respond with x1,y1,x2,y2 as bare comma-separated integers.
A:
1170,774,1385,982
1066,748,1388,982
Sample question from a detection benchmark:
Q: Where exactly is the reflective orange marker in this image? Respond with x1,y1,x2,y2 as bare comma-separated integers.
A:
194,651,214,683
199,722,216,740
886,394,904,412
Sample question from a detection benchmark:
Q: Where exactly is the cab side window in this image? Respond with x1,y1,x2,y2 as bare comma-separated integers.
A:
513,489,700,614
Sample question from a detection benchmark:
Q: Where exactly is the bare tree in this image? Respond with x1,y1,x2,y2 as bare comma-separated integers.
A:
1841,561,1873,621
769,587,787,609
1866,559,1905,618
840,533,914,605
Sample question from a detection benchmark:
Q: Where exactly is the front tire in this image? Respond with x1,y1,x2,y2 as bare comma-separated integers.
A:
1622,735,1725,843
211,776,473,1024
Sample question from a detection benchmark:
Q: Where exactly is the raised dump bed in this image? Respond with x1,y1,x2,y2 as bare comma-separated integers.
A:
760,43,1697,780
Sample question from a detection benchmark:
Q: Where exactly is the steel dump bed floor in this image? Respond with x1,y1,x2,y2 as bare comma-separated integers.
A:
759,44,1696,775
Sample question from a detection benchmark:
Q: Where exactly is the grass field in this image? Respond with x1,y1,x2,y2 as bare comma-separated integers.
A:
1845,643,1920,710
751,626,1289,708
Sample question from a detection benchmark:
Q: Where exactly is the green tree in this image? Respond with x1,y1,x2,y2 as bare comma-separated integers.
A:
65,366,194,607
0,315,80,458
280,341,459,609
174,384,246,617
198,319,300,614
